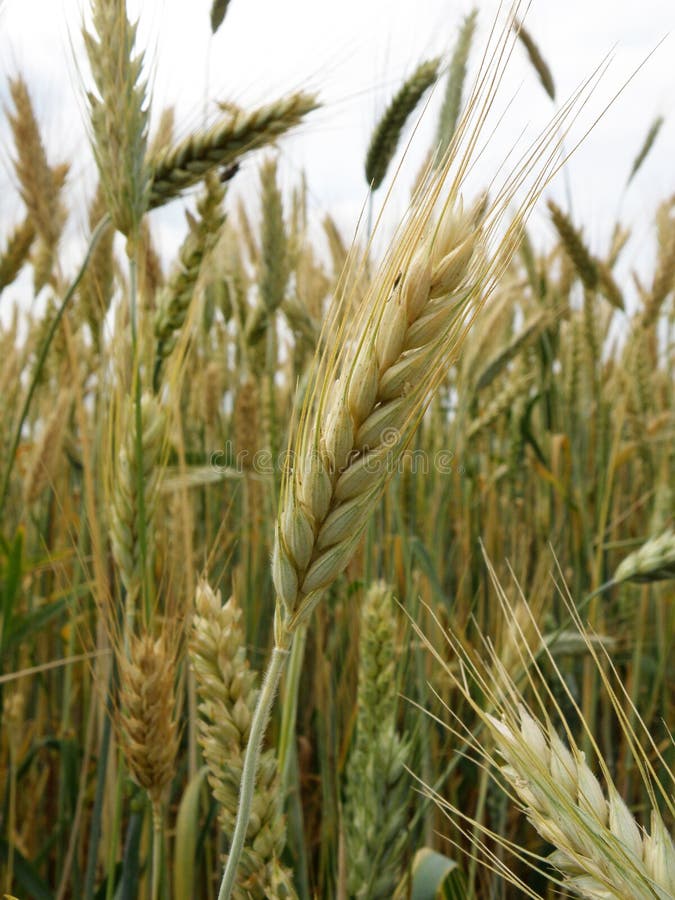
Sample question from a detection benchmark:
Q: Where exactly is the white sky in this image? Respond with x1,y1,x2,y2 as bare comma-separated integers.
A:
0,0,674,300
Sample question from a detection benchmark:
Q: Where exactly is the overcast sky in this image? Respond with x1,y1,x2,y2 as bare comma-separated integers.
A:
0,0,674,295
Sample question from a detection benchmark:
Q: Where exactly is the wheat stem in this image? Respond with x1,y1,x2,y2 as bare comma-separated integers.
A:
151,803,162,900
277,626,306,797
217,641,290,900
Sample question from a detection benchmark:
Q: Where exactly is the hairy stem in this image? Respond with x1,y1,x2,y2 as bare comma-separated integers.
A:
217,641,289,900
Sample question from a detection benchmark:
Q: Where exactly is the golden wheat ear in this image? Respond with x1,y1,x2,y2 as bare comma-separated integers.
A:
189,580,295,898
118,632,180,811
410,555,675,900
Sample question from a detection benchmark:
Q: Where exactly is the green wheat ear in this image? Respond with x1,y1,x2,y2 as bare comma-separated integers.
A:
436,9,478,157
210,0,231,34
343,582,411,900
365,57,441,191
83,0,150,240
514,18,555,100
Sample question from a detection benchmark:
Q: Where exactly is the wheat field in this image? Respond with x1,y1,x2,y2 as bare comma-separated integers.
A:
0,2,673,899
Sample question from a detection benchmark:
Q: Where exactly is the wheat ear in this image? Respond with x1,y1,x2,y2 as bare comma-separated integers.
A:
413,556,675,900
272,197,488,639
627,116,664,186
245,157,289,349
153,172,226,386
487,707,675,899
78,184,115,348
548,200,598,291
109,392,165,613
436,9,479,155
0,216,36,293
210,0,231,33
83,0,150,239
8,76,67,292
514,19,556,100
23,390,72,506
118,632,179,810
343,582,411,899
190,581,295,899
148,92,318,208
8,76,64,252
365,58,441,191
613,529,675,584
